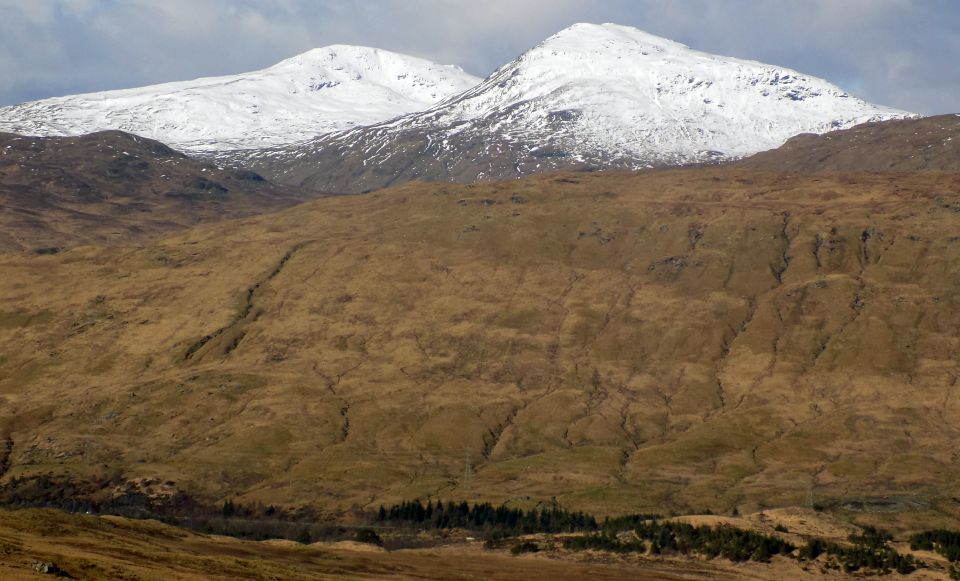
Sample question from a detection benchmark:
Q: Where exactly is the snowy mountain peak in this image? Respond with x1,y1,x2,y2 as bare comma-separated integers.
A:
542,22,690,51
237,23,915,193
267,44,477,103
408,21,913,159
0,46,481,152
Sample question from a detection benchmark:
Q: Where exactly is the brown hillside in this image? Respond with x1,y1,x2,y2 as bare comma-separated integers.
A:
0,131,309,253
2,167,960,522
739,114,960,172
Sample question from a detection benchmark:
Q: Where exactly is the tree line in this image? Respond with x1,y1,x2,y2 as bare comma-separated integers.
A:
910,529,960,562
377,499,602,534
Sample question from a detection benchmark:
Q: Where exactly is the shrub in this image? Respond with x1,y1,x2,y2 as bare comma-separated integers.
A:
510,541,540,555
354,529,383,546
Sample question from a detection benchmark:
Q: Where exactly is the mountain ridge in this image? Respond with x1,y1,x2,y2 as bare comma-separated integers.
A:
0,130,308,252
738,113,960,172
0,22,914,193
235,22,913,192
0,46,480,152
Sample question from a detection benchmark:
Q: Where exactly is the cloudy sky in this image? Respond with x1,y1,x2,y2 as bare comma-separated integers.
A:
0,0,957,115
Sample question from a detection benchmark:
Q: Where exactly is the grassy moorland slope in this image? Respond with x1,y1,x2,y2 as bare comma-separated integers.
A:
1,167,960,523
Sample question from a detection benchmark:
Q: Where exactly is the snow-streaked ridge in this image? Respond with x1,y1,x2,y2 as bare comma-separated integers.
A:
0,45,481,152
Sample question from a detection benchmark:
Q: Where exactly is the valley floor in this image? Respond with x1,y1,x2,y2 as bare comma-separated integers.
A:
0,508,954,580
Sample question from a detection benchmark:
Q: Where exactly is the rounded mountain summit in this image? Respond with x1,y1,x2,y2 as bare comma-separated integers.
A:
235,22,914,192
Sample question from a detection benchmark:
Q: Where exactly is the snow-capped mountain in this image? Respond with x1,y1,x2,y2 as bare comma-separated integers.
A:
0,46,480,152
237,23,913,193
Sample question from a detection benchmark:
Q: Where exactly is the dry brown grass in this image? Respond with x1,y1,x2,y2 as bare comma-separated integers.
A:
2,167,960,528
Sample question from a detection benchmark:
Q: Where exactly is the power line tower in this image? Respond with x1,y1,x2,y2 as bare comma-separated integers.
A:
463,448,472,484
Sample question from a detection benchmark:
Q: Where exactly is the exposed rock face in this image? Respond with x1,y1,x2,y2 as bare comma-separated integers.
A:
32,560,68,576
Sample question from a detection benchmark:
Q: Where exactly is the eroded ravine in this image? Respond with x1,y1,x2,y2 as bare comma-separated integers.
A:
183,242,309,362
